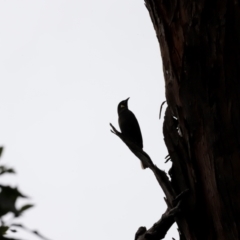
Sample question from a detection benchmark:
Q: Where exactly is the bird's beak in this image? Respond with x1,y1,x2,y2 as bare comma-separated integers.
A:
125,97,130,102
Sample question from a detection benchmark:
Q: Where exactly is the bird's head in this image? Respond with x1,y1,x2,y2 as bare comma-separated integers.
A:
117,97,129,115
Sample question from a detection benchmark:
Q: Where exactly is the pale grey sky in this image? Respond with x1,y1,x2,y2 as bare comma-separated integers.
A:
0,1,178,239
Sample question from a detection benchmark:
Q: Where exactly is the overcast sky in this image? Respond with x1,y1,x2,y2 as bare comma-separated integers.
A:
0,1,178,240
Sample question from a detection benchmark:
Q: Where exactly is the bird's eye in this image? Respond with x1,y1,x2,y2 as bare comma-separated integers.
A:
120,104,125,108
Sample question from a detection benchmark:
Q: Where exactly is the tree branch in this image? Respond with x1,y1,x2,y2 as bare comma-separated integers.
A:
110,123,175,203
135,195,183,240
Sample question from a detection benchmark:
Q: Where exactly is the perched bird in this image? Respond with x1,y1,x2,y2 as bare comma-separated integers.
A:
117,98,147,169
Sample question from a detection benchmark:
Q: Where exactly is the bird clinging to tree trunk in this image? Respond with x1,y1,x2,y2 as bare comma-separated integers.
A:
117,98,147,169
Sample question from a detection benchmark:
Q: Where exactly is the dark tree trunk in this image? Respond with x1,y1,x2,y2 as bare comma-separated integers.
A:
145,0,240,239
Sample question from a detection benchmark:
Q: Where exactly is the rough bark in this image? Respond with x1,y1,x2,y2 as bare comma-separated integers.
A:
144,0,240,239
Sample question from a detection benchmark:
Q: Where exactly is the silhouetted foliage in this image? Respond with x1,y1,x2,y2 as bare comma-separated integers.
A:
0,147,49,240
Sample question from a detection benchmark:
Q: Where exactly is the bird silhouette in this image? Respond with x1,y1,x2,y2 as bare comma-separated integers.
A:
117,98,147,169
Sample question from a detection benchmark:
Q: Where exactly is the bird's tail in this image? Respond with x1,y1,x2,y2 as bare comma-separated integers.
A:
140,161,148,170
